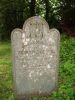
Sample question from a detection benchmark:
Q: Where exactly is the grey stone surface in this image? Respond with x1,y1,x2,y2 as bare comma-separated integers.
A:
11,16,60,99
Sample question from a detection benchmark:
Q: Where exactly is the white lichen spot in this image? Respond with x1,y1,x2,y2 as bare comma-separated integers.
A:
26,38,30,42
22,33,25,38
24,48,25,51
23,65,26,68
49,38,54,43
50,55,53,58
47,64,51,69
37,71,39,75
22,38,30,46
29,73,32,78
39,73,42,76
36,29,38,32
26,53,28,56
24,41,28,45
29,71,34,78
34,80,37,82
22,39,25,43
43,45,48,50
22,33,26,44
42,45,45,48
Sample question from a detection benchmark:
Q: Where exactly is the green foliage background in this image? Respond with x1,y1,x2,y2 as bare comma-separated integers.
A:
0,0,75,40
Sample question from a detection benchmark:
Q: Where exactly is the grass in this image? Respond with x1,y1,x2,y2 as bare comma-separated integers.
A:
0,34,75,100
0,41,14,100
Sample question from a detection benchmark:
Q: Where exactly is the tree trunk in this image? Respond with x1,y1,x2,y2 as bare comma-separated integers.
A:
30,0,36,16
44,0,50,22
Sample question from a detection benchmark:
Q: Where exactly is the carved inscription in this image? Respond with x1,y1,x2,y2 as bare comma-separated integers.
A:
11,16,60,99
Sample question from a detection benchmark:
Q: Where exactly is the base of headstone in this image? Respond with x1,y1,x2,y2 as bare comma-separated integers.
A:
15,88,57,100
15,94,51,100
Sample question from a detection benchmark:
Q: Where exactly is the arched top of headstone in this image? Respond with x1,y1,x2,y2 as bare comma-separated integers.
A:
22,16,51,39
23,16,49,30
11,16,60,40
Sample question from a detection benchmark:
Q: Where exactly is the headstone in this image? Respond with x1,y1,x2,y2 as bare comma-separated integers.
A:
11,16,60,99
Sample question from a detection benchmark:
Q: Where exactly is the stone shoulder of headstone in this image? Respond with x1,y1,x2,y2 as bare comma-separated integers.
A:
11,16,60,100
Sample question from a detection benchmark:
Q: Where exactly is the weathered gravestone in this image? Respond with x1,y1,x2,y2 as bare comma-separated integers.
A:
11,16,60,99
